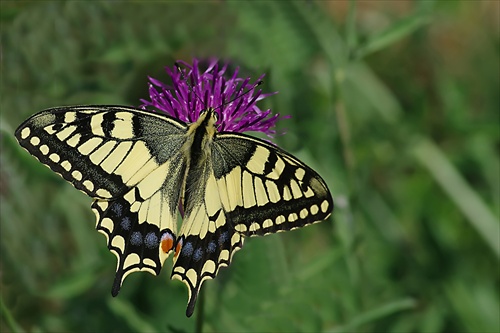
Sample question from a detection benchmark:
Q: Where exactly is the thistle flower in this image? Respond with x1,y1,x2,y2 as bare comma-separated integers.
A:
140,59,286,137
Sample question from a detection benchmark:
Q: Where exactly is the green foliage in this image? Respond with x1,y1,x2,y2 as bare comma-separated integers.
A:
1,1,498,332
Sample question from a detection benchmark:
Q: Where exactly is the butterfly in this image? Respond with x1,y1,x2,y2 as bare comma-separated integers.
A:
15,105,333,316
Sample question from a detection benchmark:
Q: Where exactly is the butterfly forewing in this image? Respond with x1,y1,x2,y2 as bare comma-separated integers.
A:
213,133,333,235
15,106,187,198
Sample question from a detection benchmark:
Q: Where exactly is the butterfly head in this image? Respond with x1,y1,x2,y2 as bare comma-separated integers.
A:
203,108,219,130
189,108,218,137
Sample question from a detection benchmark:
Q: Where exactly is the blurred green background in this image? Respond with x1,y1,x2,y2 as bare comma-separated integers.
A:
1,1,498,332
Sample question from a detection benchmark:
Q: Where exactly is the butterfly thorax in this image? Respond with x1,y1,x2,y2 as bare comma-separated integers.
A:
184,109,217,167
182,109,218,211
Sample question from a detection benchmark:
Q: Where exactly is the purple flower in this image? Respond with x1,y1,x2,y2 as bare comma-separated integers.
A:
140,59,287,137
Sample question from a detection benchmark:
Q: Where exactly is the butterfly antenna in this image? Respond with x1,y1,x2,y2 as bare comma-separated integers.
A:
175,62,207,113
213,80,263,114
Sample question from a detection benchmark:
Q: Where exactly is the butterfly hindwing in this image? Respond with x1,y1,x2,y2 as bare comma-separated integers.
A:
92,194,178,296
92,148,187,295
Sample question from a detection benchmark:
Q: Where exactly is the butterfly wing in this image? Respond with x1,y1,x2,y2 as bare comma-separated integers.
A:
91,146,186,295
171,132,333,317
213,133,333,236
15,105,188,294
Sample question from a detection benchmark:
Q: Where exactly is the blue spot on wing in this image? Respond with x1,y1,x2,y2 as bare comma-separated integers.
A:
193,248,203,261
144,232,158,249
112,202,123,216
218,231,228,246
121,217,131,230
207,241,216,253
181,242,194,257
130,232,142,246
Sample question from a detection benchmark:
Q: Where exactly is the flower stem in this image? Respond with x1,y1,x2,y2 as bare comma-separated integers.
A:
195,287,205,332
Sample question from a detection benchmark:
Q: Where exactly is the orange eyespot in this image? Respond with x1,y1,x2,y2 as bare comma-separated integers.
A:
161,237,174,254
160,231,174,254
174,238,183,258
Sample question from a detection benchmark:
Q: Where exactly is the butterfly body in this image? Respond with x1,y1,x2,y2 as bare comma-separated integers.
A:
15,105,333,316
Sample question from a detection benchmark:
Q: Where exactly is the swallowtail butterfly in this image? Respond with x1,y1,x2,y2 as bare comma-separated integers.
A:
15,105,333,316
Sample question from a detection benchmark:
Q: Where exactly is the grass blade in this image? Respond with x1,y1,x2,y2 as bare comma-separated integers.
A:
412,137,500,257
